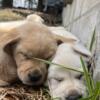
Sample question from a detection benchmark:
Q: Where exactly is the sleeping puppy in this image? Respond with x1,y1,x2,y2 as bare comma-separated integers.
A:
0,14,75,86
47,27,91,100
0,14,59,86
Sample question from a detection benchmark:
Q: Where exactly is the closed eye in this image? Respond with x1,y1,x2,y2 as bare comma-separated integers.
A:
75,74,83,80
18,51,32,60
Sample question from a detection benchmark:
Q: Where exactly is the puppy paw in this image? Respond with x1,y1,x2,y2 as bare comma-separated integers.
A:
0,80,10,87
48,78,60,99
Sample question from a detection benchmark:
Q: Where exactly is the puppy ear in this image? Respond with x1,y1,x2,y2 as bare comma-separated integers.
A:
54,34,77,45
48,26,78,45
72,43,91,57
26,14,44,23
0,31,20,55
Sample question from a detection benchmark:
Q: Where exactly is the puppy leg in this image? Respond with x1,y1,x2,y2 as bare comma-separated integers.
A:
0,80,10,86
48,79,59,90
48,78,60,99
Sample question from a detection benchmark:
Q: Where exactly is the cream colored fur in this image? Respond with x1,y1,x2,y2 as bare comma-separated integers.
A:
47,27,91,100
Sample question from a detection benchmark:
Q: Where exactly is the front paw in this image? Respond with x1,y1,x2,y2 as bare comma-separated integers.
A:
0,80,10,87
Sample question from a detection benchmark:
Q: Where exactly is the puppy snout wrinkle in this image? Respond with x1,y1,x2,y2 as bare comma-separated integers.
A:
28,70,42,82
66,90,82,100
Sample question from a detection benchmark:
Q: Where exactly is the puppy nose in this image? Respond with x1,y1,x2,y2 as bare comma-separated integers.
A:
66,91,82,100
28,70,42,82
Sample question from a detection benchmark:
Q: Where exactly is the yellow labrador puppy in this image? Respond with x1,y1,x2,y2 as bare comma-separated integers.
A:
0,14,54,86
48,27,91,100
0,14,75,86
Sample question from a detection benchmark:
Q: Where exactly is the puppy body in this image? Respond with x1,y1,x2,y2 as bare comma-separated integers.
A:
0,48,17,86
47,27,91,100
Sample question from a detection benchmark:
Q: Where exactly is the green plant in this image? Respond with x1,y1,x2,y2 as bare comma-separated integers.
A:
80,57,100,100
89,29,96,52
79,29,100,100
32,57,83,73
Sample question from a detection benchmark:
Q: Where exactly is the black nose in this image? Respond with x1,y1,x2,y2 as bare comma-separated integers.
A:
66,92,82,100
28,70,42,82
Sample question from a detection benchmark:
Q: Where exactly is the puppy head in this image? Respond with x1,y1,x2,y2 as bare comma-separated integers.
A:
48,43,91,100
50,77,86,100
49,71,86,100
14,37,57,86
1,22,57,86
17,59,47,86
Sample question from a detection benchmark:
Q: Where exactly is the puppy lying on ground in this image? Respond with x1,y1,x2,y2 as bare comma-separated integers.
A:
48,27,91,100
0,14,72,86
0,14,76,86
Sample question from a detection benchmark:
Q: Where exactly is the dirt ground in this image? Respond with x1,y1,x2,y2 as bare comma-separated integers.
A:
0,83,51,100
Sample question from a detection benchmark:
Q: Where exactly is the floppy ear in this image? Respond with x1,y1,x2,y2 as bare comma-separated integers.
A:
48,26,79,44
0,30,20,55
72,43,91,57
53,34,77,45
26,14,44,23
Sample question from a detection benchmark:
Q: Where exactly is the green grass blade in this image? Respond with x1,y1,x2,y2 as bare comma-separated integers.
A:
80,57,93,96
89,29,96,51
91,82,100,100
32,57,84,73
80,95,94,100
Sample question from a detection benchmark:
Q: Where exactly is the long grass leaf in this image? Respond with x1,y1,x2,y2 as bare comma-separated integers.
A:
32,57,84,73
80,57,93,96
91,82,100,100
80,95,94,100
89,29,96,51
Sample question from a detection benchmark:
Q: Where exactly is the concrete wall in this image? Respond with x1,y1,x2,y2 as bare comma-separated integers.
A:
62,0,100,81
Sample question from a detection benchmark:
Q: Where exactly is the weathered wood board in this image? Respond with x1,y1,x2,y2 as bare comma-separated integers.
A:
62,0,100,81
